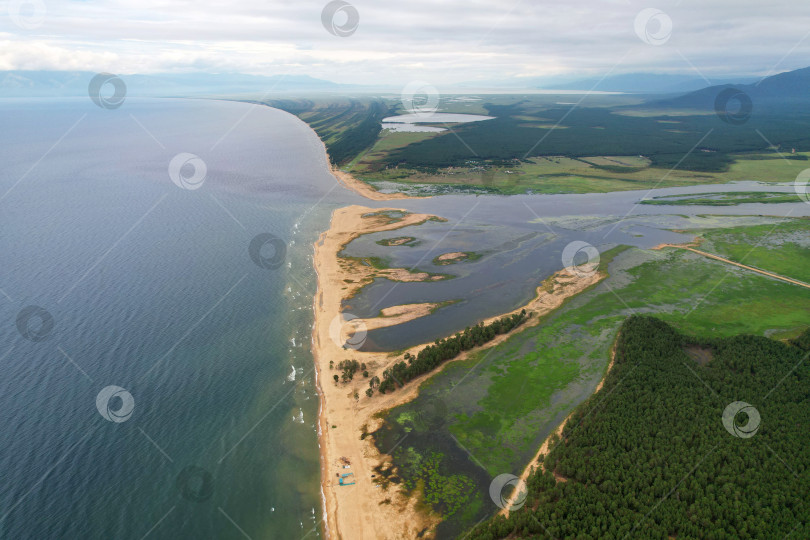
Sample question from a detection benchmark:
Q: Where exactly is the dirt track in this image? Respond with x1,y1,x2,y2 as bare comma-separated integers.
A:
657,244,810,290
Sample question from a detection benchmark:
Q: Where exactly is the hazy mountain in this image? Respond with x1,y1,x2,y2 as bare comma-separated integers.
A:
455,73,755,93
0,71,349,97
651,66,810,109
541,73,757,94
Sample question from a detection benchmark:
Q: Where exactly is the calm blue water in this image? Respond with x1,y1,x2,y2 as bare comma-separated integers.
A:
2,97,809,539
0,98,355,539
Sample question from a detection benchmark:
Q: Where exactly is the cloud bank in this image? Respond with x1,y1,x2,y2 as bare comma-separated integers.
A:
1,0,809,85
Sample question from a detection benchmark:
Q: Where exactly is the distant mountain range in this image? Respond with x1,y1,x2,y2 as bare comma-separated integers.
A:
539,73,758,94
1,67,808,103
651,66,810,109
0,71,350,97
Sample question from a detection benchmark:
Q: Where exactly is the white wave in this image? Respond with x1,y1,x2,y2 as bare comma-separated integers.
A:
292,408,304,424
287,365,296,382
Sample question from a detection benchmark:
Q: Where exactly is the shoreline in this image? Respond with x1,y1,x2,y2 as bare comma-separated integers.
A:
320,139,420,201
312,205,609,539
313,206,445,540
331,166,417,201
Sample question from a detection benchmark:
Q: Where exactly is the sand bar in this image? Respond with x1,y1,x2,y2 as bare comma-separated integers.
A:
313,206,609,539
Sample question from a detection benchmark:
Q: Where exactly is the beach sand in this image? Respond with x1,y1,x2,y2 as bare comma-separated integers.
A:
356,303,443,331
331,167,416,201
313,205,609,539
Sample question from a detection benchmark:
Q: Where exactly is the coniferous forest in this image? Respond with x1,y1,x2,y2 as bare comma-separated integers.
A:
374,310,529,395
467,316,810,539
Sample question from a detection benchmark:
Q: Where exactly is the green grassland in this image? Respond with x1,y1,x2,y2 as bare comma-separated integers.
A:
371,217,810,537
353,151,810,196
697,217,810,284
640,191,804,206
468,316,810,539
350,154,651,195
262,94,810,195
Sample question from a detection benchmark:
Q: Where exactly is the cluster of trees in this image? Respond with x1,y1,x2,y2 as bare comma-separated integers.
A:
373,310,529,395
331,359,366,384
791,327,810,351
467,316,810,539
366,375,381,398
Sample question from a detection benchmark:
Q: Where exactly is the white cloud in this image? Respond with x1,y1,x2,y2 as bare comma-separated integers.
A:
1,0,809,84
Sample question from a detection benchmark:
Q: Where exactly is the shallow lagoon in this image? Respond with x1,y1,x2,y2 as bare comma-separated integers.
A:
346,182,810,351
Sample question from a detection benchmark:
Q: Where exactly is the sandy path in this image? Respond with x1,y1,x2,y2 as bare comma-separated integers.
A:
313,206,609,540
654,244,810,289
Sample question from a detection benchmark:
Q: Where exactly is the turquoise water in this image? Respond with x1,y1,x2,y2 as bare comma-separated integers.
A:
0,98,356,539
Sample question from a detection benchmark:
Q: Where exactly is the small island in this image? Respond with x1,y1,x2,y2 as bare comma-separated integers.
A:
640,191,803,206
432,251,482,265
376,236,421,247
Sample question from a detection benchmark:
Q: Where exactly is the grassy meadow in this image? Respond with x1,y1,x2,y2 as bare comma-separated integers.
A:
371,217,810,536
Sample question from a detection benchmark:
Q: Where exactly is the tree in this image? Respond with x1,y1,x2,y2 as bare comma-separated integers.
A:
465,316,810,539
376,311,530,394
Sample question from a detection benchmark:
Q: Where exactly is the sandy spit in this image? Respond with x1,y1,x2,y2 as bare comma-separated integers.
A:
313,205,608,539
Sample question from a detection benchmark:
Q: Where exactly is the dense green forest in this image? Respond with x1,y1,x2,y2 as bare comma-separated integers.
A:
263,97,392,165
373,311,529,395
466,316,809,539
792,328,810,352
386,103,810,172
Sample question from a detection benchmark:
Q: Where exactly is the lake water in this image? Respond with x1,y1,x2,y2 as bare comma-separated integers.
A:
380,123,447,133
381,113,495,124
0,98,355,540
1,97,809,539
344,184,810,351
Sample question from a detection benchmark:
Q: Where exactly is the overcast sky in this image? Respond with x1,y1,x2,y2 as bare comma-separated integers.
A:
1,0,809,85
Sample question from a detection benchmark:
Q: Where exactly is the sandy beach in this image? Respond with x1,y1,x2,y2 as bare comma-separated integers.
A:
331,166,417,201
313,205,609,539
